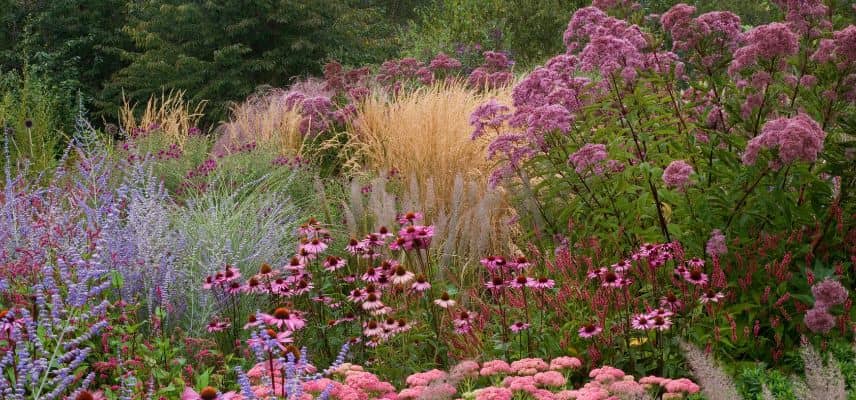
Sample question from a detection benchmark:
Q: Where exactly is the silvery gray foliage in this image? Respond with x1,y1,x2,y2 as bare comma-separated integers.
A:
175,172,301,333
119,158,186,319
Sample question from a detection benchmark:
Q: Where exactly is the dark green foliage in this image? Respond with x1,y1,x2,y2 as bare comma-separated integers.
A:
400,0,587,67
0,71,66,175
103,1,403,125
0,0,132,125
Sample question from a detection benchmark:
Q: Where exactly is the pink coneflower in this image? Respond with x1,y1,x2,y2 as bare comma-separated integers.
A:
323,256,346,271
262,328,293,350
296,248,315,264
673,265,688,277
611,259,631,272
361,267,381,282
631,314,655,330
261,307,306,331
225,281,242,295
383,317,399,331
510,321,531,333
345,238,363,254
361,247,382,260
647,308,674,318
256,263,278,280
243,278,264,294
686,257,705,268
333,312,356,326
271,278,289,295
700,290,725,303
601,271,623,288
684,269,709,286
181,386,224,400
392,266,415,285
634,243,658,259
660,293,683,310
453,311,476,333
362,233,385,248
292,279,313,296
397,211,423,225
343,274,357,283
395,318,413,333
509,274,533,289
285,256,305,271
480,256,508,271
651,316,672,331
528,276,555,289
348,289,368,303
378,259,398,274
223,265,241,282
74,390,107,400
206,319,231,332
203,275,216,290
578,323,602,338
434,292,457,308
243,314,263,330
485,276,506,290
376,226,394,239
370,306,393,316
411,275,431,292
587,267,608,279
510,256,532,270
363,320,383,336
362,293,384,310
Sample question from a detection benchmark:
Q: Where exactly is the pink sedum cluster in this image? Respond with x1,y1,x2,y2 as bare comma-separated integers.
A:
462,359,697,400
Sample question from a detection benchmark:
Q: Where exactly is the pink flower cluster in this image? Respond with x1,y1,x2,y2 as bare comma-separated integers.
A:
812,25,856,85
467,360,697,400
729,22,799,76
662,160,694,189
742,113,826,166
282,92,345,136
773,0,830,38
805,278,849,333
467,51,514,91
661,4,742,67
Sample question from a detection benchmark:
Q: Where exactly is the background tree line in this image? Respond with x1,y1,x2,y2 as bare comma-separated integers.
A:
0,0,838,134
